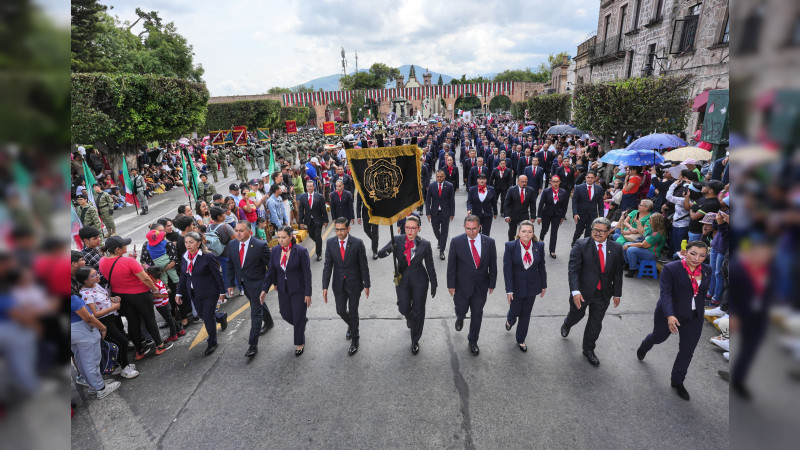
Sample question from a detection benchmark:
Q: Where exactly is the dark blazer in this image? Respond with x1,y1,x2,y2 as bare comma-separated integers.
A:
178,251,225,303
523,165,545,194
572,183,604,219
442,165,460,189
321,235,371,294
537,187,568,219
568,238,624,300
462,158,477,181
516,154,534,176
378,235,437,290
503,185,536,221
466,186,497,217
490,167,513,191
420,163,431,189
330,173,355,195
446,233,498,297
329,190,354,221
298,192,329,226
657,261,712,322
225,238,270,299
262,244,312,296
503,240,547,298
467,165,489,188
535,150,554,170
555,166,576,191
425,180,456,217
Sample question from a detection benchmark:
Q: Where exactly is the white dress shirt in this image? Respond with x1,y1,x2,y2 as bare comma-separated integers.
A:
237,237,251,265
571,240,608,297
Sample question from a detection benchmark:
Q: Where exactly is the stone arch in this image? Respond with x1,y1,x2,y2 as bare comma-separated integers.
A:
453,93,481,115
488,94,512,113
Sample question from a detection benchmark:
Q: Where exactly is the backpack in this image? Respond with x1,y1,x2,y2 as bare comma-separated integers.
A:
205,223,227,256
100,339,120,375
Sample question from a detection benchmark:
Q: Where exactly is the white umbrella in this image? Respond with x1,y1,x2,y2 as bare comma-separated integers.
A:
178,137,190,145
419,121,429,126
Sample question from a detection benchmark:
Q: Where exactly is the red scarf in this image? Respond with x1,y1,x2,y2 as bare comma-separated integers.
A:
187,251,198,274
404,237,414,265
681,260,702,297
447,166,453,176
478,185,486,194
281,244,291,267
521,240,532,264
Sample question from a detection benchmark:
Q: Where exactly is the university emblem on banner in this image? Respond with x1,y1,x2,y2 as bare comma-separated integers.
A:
363,158,403,202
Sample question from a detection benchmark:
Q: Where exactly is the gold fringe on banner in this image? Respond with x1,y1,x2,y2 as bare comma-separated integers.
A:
349,144,424,226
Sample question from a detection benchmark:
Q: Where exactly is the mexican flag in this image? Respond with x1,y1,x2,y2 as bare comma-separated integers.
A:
82,160,97,207
121,155,139,207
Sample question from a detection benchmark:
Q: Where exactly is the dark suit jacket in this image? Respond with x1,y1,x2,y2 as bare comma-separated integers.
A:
330,174,355,195
377,235,437,289
657,261,712,322
420,164,431,189
504,185,536,221
535,150,554,170
568,238,624,300
516,154,534,176
555,166,576,191
490,167,512,192
321,235,370,293
537,187,568,219
225,238,270,299
425,180,456,217
503,240,547,298
443,165,460,189
466,186,497,217
523,165,545,194
262,244,312,296
329,190,354,221
178,251,225,303
468,165,489,188
446,233,497,297
298,192,329,226
572,183,604,219
462,158,477,181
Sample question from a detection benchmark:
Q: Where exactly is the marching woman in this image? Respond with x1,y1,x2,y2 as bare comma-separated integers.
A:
443,156,460,192
636,241,712,401
176,232,228,356
503,220,547,352
260,225,312,356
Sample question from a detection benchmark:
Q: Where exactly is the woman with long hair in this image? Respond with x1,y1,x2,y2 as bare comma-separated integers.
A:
622,212,668,277
194,200,211,226
503,220,547,352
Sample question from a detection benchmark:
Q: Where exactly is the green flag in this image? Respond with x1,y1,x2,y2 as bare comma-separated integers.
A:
82,159,97,207
268,142,277,175
121,155,139,206
181,149,200,201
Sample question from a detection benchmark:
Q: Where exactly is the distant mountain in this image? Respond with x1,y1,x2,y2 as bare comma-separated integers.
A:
298,64,456,91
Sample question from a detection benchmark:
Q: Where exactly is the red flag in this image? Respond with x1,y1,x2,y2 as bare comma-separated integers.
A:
286,120,297,134
323,121,336,135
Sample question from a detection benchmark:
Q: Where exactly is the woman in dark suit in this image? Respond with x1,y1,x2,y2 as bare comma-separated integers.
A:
503,220,547,351
176,232,227,356
636,241,711,401
443,156,460,192
261,226,312,356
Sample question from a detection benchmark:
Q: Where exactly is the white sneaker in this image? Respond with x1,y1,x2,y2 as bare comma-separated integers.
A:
705,307,725,317
714,314,728,325
120,364,139,379
723,352,730,361
711,337,730,351
96,381,121,399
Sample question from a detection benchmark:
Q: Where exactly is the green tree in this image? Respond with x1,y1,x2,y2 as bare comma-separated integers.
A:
71,0,108,72
510,101,527,120
349,91,367,122
267,86,292,94
527,93,571,125
488,95,511,112
205,99,282,131
494,67,549,83
454,94,481,112
71,73,209,160
279,106,310,127
572,75,694,149
437,74,443,85
339,63,400,90
450,74,492,85
547,51,571,69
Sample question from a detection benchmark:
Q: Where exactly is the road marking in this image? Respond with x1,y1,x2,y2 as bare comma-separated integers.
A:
187,222,333,350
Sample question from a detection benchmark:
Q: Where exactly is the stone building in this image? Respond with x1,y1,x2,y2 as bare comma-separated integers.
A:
584,0,730,132
548,55,572,94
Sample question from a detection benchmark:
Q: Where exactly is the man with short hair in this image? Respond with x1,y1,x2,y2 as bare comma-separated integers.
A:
206,147,219,182
466,174,497,236
92,184,116,236
298,180,329,261
537,175,569,258
131,167,148,214
76,194,102,233
571,171,604,247
197,173,216,204
425,170,455,260
78,226,106,285
322,217,371,356
503,175,536,242
228,183,242,205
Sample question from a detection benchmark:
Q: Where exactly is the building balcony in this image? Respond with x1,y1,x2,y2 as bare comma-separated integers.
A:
576,35,597,58
588,35,627,65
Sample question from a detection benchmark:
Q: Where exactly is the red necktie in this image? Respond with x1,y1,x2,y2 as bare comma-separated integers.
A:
281,246,290,267
522,241,532,265
553,190,559,203
470,239,480,268
340,240,346,261
588,184,592,201
438,183,442,197
308,195,313,208
597,243,605,290
338,192,343,201
447,166,453,176
239,242,245,266
404,238,414,265
520,188,525,204
187,252,197,274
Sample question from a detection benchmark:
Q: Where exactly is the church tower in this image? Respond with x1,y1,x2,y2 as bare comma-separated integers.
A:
423,67,432,86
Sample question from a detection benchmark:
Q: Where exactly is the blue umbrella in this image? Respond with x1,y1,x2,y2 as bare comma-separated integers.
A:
599,149,665,166
523,125,535,133
626,133,688,150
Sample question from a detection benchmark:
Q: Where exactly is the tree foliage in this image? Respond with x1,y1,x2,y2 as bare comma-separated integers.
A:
454,94,482,112
267,84,319,95
488,95,511,113
71,73,209,155
510,101,527,120
494,67,549,83
527,94,571,125
572,75,694,149
71,0,108,72
437,74,443,85
339,63,400,90
280,106,311,126
449,74,492,85
205,99,282,132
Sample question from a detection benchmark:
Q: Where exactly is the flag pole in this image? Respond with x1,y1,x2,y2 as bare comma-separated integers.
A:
389,223,401,286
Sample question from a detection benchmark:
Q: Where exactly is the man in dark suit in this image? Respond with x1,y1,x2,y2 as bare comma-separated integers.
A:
462,149,477,187
329,180,354,224
537,176,569,257
447,215,498,355
523,157,545,198
535,147,555,185
330,165,355,196
561,217,624,366
503,175,536,241
322,218,371,356
571,171,604,247
555,159,576,199
467,157,489,189
225,221,274,358
298,180,329,261
425,170,455,259
378,215,437,354
356,191,379,259
516,148,534,177
490,159,512,217
466,174,497,236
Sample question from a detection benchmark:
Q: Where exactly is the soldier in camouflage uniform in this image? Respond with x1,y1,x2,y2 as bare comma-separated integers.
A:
197,173,217,204
93,184,116,236
206,147,219,182
76,194,103,237
234,148,248,182
218,146,230,178
254,146,266,173
247,145,257,170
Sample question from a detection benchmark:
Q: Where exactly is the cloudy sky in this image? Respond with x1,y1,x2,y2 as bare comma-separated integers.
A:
100,0,599,97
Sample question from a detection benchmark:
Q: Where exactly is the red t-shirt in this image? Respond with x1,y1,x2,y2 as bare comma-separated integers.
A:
98,256,148,294
623,175,641,194
239,198,258,222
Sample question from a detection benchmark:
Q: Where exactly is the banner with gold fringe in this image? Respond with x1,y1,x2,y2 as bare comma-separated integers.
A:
348,144,423,225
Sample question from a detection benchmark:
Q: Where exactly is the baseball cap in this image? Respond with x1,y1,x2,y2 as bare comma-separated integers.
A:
249,179,259,186
103,235,132,252
261,172,270,178
700,213,717,224
229,183,240,191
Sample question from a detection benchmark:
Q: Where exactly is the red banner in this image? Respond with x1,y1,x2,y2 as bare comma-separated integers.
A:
323,121,335,136
210,130,225,145
286,120,297,134
232,126,248,146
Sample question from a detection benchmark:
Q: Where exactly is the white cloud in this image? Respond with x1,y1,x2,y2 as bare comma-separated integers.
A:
103,0,600,96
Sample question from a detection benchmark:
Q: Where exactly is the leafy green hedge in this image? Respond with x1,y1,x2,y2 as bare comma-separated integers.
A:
527,93,571,125
205,100,310,132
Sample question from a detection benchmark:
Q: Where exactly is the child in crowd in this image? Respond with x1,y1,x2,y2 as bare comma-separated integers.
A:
145,266,181,342
255,217,268,241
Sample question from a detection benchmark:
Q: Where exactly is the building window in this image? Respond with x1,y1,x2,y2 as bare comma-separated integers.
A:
688,3,702,16
790,14,800,46
577,76,584,85
643,43,656,77
626,51,635,78
619,5,628,39
670,9,700,55
737,5,764,54
633,0,642,29
720,10,730,44
654,0,664,20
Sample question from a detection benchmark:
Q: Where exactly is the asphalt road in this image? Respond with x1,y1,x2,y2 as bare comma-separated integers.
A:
71,165,729,449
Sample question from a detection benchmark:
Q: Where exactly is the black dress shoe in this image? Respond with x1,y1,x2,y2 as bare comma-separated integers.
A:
560,322,570,338
259,322,274,335
439,251,445,260
469,342,479,356
636,347,647,361
204,343,218,356
518,343,527,352
295,347,304,357
372,253,378,260
411,342,420,355
550,253,557,259
671,382,690,401
505,320,513,331
583,350,600,366
316,254,322,261
245,345,258,358
455,318,464,332
346,327,352,340
219,314,228,332
348,339,359,356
